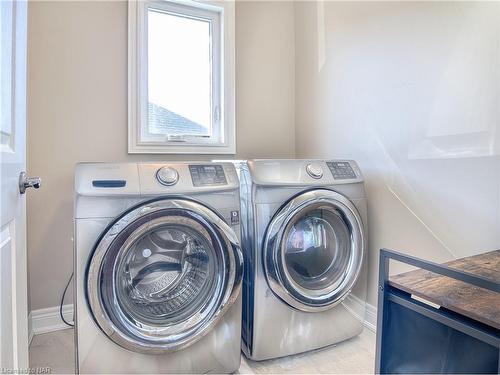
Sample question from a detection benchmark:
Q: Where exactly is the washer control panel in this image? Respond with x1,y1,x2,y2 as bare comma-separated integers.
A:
327,161,357,180
189,164,227,187
156,166,179,186
306,163,324,179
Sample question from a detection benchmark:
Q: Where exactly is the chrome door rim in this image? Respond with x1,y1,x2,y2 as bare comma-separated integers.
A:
86,198,243,354
263,189,364,312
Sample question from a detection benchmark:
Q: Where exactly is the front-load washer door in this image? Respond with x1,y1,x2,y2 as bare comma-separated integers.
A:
263,189,364,312
86,198,243,354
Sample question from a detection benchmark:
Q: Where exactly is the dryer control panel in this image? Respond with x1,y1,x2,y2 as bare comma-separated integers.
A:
189,164,227,187
247,159,363,186
326,161,357,180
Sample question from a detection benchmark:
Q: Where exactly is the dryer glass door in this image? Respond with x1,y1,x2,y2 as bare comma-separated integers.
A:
86,198,243,354
264,189,364,312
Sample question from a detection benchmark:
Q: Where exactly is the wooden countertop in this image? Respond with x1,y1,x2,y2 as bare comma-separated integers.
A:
389,250,500,330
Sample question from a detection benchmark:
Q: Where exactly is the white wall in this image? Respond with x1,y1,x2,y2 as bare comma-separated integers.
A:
27,1,295,311
236,1,295,158
295,1,500,305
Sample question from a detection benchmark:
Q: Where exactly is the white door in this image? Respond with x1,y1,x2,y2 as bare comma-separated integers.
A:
0,0,31,370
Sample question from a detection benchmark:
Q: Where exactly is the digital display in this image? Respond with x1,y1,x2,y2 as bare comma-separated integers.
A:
189,165,227,187
327,161,357,180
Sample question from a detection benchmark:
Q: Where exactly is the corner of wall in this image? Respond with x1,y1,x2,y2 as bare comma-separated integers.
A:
292,0,299,158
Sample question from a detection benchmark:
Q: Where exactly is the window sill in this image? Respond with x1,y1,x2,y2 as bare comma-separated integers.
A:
128,142,236,155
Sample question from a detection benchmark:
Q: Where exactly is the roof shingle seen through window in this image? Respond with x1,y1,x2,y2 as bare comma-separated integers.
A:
148,102,209,136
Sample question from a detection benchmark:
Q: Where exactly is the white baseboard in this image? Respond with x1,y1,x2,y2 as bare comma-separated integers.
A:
343,294,377,333
364,303,377,332
29,304,74,341
28,311,34,345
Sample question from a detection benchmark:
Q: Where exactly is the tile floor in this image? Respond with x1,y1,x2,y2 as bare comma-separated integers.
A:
29,328,376,374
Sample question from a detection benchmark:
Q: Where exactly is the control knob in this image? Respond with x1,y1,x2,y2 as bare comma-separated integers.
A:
306,163,323,179
156,166,179,186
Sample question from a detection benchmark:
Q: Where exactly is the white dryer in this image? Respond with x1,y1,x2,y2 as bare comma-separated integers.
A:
74,162,243,373
237,159,368,360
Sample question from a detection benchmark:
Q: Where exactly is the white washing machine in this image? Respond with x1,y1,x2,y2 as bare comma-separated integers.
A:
237,159,368,361
74,162,243,373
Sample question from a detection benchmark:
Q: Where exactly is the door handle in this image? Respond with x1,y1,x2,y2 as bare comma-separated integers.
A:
19,171,41,194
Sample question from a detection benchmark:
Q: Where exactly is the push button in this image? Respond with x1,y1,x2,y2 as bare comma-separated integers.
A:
230,210,240,225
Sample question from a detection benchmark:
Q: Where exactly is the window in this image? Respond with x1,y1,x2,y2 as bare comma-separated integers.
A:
128,0,235,154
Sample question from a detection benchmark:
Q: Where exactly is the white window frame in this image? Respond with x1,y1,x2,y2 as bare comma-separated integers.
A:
128,0,235,154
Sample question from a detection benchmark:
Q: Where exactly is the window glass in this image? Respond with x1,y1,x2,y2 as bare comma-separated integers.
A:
147,8,212,138
148,8,212,136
